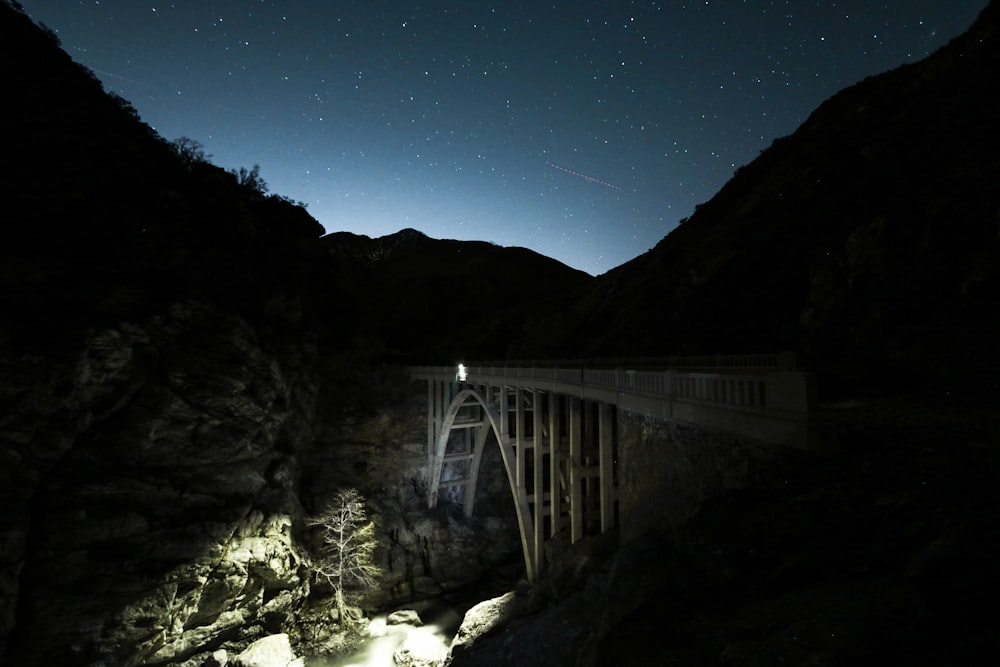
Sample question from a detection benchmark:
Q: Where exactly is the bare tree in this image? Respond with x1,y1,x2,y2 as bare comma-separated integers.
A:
307,488,380,624
170,136,212,168
231,163,269,196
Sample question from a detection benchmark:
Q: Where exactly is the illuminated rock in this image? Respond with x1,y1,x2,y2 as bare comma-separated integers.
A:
393,626,448,667
448,591,520,654
387,609,423,626
1,304,317,666
234,633,303,667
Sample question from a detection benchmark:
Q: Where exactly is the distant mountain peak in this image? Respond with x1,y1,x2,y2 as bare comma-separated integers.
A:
321,228,432,266
388,228,429,243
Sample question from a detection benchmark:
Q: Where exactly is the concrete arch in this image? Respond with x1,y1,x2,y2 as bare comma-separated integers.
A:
423,379,622,582
427,387,539,580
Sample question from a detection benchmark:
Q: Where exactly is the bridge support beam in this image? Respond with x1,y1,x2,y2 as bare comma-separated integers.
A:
568,396,583,543
531,391,547,576
511,388,537,579
599,402,616,533
548,394,562,538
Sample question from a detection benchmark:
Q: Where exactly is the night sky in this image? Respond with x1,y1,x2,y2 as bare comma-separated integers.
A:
25,1,989,276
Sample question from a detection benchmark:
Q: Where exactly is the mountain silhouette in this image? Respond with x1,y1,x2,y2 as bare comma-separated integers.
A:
512,1,1000,396
2,1,1000,664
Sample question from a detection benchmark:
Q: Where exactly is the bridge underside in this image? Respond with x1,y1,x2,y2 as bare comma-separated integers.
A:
425,379,618,581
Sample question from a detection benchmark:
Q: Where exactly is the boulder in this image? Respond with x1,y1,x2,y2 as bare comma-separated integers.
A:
234,633,303,667
393,627,448,667
449,591,520,654
387,608,423,626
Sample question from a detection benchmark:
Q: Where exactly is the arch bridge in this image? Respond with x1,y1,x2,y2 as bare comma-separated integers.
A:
409,354,815,581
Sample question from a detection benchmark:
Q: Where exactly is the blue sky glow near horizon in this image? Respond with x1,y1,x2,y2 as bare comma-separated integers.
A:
24,0,989,275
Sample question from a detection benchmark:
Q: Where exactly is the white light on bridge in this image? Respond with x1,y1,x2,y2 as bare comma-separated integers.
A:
456,363,468,382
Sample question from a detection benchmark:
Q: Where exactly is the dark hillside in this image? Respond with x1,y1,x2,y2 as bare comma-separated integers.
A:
322,229,592,363
524,0,1000,395
1,5,335,664
1,3,329,352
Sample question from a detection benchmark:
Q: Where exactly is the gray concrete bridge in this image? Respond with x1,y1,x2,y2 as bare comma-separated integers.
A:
409,354,816,581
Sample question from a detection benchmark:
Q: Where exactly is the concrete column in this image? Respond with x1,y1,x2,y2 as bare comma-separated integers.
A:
583,401,597,521
513,388,537,580
515,388,526,489
426,379,435,469
598,402,615,533
499,385,509,442
548,393,562,537
427,379,444,476
458,403,473,509
532,391,545,576
568,395,583,543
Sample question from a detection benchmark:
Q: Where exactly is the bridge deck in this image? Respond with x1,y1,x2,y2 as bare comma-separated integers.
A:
411,362,815,448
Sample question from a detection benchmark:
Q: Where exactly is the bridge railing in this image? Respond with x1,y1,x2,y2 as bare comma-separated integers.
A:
467,352,798,372
409,364,813,414
410,360,816,447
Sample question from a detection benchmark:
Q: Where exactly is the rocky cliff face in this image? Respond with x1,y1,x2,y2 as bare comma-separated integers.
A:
0,295,521,666
0,300,318,665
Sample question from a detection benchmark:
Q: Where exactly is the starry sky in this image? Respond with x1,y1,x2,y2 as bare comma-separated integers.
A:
24,1,989,276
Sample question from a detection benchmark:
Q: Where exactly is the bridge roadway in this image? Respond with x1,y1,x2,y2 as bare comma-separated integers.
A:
408,354,816,581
